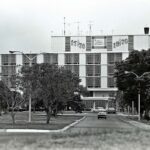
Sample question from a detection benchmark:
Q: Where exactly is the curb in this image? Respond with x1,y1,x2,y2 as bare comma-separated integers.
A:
117,114,150,130
0,116,86,133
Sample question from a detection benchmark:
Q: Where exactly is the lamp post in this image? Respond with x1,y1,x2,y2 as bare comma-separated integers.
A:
125,71,150,121
9,50,43,122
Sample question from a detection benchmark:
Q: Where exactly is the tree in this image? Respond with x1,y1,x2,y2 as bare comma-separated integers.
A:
8,75,25,124
21,63,84,124
8,90,24,124
0,79,24,124
115,49,150,119
0,81,10,115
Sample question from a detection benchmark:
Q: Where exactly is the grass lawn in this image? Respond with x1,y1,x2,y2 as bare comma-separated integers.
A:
0,129,150,150
0,111,83,130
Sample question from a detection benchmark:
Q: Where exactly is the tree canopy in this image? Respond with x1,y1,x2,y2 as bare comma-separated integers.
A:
115,49,150,119
21,63,86,124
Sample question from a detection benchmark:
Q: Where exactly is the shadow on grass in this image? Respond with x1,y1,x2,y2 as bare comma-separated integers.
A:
0,112,83,130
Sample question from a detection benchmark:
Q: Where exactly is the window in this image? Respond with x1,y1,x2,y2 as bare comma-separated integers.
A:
86,54,93,64
2,54,16,65
115,53,122,62
44,54,58,64
22,54,37,65
107,53,122,64
95,54,101,64
65,54,79,64
108,65,115,75
86,36,91,51
107,53,121,87
94,77,101,88
65,36,70,51
106,36,112,51
108,54,114,64
108,77,115,88
86,77,101,88
86,53,101,64
2,66,8,76
86,65,93,76
86,77,93,88
95,66,101,76
86,65,100,76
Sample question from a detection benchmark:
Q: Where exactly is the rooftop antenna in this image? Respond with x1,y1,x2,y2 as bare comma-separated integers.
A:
100,30,103,35
74,21,80,36
88,21,93,36
64,17,66,36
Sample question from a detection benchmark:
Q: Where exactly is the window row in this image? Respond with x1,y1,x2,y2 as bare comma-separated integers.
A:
86,53,101,64
107,53,122,64
86,65,101,76
1,66,16,76
43,54,58,64
65,54,79,64
1,53,122,66
86,77,101,88
1,54,16,65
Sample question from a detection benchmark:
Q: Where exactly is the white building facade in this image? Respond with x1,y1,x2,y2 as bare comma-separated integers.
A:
0,34,150,109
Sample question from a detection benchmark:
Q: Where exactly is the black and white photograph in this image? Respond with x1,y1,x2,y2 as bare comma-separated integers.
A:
0,0,150,149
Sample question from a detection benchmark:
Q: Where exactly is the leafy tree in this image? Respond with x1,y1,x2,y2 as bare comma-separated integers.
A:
0,79,24,124
8,75,25,124
8,90,24,124
21,63,85,124
0,81,10,115
115,49,150,119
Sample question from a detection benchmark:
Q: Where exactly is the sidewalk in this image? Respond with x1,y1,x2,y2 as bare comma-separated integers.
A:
117,112,150,130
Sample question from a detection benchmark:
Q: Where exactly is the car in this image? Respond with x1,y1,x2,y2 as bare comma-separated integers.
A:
97,109,107,119
107,107,116,114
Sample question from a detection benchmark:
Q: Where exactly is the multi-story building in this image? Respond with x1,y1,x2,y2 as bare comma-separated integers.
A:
0,34,150,109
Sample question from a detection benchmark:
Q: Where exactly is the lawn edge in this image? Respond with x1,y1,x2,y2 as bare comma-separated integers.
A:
0,116,86,133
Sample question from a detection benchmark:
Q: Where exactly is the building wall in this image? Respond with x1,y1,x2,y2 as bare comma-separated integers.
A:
51,36,65,52
0,34,150,108
101,53,107,88
134,35,150,50
79,53,86,86
0,55,1,80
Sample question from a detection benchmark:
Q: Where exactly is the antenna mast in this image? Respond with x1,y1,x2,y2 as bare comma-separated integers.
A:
89,21,93,36
64,17,66,36
74,21,80,36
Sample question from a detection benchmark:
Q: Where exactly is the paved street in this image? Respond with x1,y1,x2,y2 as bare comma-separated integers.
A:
67,112,136,133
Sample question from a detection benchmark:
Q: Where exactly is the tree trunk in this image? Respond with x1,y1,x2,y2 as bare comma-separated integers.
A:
11,110,16,125
144,109,150,121
46,107,51,124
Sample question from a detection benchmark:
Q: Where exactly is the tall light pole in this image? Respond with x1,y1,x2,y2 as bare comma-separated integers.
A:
9,50,43,122
125,71,150,121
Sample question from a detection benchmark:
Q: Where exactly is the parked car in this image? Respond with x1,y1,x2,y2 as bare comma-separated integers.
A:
107,107,116,114
97,109,107,119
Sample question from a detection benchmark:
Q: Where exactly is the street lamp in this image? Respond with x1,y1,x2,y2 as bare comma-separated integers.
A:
9,50,44,122
125,71,150,121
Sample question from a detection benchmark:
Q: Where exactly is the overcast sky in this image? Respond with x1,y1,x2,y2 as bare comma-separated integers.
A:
0,0,150,53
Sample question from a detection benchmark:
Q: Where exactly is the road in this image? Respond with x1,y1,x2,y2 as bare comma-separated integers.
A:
67,112,135,133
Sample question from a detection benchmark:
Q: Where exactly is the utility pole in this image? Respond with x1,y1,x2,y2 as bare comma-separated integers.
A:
9,51,45,123
125,71,150,120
